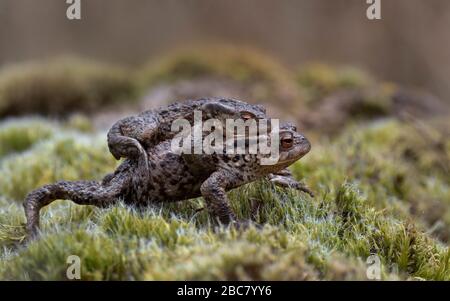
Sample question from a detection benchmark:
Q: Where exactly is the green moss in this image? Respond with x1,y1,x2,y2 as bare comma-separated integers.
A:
140,46,289,85
0,57,137,117
0,118,54,158
65,114,95,133
0,119,116,201
138,45,302,104
0,118,448,280
295,119,450,243
296,63,374,102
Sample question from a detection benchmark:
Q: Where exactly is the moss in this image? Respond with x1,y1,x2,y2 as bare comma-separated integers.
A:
0,119,116,201
0,117,448,280
0,118,54,158
140,46,289,85
144,241,318,281
138,45,303,105
0,57,137,117
294,119,450,244
296,63,373,103
65,114,95,133
347,89,392,118
295,64,402,133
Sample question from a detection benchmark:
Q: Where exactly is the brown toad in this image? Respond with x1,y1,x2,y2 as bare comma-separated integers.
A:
106,97,268,200
24,104,312,236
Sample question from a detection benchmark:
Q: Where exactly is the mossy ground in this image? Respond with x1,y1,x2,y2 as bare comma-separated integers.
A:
0,117,448,280
0,49,448,280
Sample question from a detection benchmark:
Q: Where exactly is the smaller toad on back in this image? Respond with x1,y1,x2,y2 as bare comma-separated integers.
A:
107,97,267,161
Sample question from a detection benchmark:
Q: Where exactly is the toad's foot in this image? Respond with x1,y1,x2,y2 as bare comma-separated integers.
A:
269,174,314,198
109,136,147,161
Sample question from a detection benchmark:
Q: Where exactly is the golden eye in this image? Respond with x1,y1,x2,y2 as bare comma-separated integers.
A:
241,112,255,120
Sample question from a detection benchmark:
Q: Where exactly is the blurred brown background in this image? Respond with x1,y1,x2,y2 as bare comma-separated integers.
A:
0,0,449,102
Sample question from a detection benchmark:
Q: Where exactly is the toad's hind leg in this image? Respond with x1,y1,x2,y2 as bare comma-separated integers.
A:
107,116,158,160
24,179,126,238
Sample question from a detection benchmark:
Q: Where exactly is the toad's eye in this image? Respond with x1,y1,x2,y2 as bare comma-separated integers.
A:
241,112,255,120
281,133,294,148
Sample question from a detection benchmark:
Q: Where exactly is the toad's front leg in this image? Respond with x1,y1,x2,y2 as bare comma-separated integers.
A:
200,170,246,226
200,170,237,225
268,169,314,197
